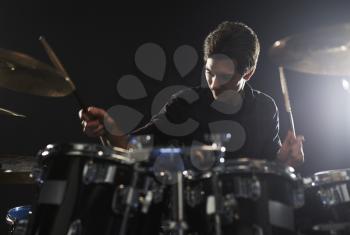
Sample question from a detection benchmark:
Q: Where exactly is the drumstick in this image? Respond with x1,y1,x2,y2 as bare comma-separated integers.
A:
278,66,296,136
39,36,109,146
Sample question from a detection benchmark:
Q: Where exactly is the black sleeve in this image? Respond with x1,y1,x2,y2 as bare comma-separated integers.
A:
261,99,282,160
131,90,195,147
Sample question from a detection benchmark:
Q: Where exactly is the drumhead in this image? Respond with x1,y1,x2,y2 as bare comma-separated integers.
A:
37,143,134,165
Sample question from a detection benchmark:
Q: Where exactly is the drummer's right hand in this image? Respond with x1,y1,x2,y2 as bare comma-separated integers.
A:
79,107,128,149
79,107,113,138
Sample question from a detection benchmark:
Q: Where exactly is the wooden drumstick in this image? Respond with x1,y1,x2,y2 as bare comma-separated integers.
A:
278,66,296,136
39,36,109,146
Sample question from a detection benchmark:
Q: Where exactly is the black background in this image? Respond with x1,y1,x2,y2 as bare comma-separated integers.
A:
1,0,350,232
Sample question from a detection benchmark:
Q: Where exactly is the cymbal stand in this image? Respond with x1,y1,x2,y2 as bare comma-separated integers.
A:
163,171,188,235
209,171,222,235
118,163,140,235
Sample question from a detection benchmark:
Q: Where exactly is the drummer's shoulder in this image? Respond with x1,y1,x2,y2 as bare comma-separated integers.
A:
247,84,278,113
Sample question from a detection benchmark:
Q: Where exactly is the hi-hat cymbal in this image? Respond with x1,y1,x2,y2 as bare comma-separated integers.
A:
0,171,34,184
0,107,25,118
0,48,74,97
0,154,36,172
269,23,350,76
0,154,36,184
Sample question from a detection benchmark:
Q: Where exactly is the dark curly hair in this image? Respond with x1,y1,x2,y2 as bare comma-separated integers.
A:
203,21,260,75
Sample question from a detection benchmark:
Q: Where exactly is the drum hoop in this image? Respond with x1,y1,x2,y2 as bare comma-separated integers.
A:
184,158,299,181
222,158,297,178
38,143,134,165
309,169,350,187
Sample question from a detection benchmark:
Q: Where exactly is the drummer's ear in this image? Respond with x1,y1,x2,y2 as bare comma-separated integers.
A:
242,67,255,81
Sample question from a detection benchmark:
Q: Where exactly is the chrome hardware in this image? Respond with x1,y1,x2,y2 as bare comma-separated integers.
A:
12,220,28,235
318,183,350,206
234,176,261,200
185,183,204,207
82,161,117,184
67,219,82,235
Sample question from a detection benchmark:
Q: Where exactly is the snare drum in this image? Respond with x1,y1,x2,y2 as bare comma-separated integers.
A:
184,158,304,235
297,169,350,235
26,143,162,235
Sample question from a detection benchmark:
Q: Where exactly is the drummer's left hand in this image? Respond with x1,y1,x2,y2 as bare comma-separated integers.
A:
277,130,305,167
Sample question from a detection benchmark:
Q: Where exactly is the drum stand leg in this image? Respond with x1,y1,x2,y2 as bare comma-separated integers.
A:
118,166,140,235
210,172,222,235
163,171,188,235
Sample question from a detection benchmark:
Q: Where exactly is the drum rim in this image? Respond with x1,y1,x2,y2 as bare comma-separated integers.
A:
308,168,350,187
37,143,134,165
184,158,299,181
221,158,298,180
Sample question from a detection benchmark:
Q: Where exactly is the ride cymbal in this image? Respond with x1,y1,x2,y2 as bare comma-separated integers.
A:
270,23,350,76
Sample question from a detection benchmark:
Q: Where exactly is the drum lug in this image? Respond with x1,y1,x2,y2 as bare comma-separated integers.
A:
112,185,139,215
235,176,261,200
161,220,188,233
252,224,264,235
317,183,350,206
82,161,117,184
250,176,261,200
152,184,165,204
293,184,305,208
66,219,82,235
31,167,44,184
140,190,153,213
222,193,239,223
10,219,28,235
185,183,204,207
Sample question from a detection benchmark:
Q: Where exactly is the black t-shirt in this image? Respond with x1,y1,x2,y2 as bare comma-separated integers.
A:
133,83,281,160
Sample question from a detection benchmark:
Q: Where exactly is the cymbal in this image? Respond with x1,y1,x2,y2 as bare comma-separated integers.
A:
0,154,36,172
0,171,34,184
269,23,350,76
0,154,36,184
0,107,25,118
0,48,74,97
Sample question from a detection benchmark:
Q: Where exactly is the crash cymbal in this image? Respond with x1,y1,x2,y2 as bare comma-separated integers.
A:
0,48,74,97
270,23,350,76
0,107,25,118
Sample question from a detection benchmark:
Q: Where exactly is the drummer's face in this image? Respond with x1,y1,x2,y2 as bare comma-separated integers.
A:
205,56,245,99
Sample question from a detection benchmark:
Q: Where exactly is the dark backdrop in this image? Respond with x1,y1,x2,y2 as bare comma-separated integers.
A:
1,0,350,232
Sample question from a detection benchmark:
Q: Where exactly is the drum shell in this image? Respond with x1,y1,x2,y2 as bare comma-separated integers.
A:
184,159,302,235
296,171,350,234
26,143,145,235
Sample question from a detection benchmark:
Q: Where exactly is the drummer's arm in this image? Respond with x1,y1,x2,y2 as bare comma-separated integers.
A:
105,130,129,149
260,100,304,167
79,107,128,149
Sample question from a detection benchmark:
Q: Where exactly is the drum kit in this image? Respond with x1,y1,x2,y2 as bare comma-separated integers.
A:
2,23,350,235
